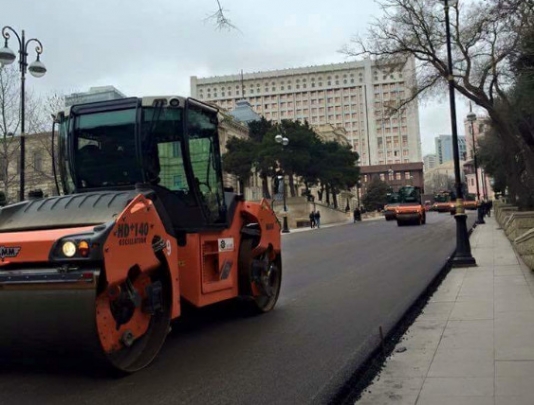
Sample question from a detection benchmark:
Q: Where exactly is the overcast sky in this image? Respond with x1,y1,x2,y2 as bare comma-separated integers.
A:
4,0,485,156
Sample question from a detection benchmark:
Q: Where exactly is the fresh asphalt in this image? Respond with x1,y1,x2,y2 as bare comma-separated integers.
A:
0,211,475,405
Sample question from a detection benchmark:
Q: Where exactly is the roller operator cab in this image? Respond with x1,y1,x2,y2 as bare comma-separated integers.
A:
0,96,282,373
432,190,456,213
394,186,426,226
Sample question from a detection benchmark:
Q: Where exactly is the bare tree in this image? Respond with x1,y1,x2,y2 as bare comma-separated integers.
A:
25,92,64,195
206,0,238,31
343,0,534,172
424,172,455,194
0,65,23,201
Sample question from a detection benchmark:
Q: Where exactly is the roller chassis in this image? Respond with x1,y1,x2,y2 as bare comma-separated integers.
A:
0,96,283,373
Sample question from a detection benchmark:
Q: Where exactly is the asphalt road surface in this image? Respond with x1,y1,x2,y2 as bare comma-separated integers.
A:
0,211,475,405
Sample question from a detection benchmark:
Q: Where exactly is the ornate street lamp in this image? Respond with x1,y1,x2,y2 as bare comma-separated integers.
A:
440,0,476,266
0,26,47,201
275,133,290,233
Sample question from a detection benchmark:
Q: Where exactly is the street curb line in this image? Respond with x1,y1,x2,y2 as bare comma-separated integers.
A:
325,219,477,405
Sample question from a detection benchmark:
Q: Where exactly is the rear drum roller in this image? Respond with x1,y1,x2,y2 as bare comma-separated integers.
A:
239,238,282,313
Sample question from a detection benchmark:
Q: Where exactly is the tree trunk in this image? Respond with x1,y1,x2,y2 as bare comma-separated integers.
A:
261,173,271,199
332,187,338,209
289,173,296,197
325,184,331,206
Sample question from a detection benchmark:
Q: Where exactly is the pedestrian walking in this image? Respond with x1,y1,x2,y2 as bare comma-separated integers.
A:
314,210,321,228
309,211,316,228
353,207,361,223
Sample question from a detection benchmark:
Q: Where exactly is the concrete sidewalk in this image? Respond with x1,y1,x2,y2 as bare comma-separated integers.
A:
356,214,534,405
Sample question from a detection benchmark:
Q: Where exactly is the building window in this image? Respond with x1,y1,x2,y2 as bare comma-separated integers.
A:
404,171,410,179
380,173,385,181
172,142,182,157
173,175,184,189
33,152,43,172
395,172,401,180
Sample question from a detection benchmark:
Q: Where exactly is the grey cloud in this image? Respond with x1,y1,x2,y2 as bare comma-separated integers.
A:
4,0,468,153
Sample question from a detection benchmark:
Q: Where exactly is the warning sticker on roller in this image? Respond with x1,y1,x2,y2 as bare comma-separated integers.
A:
218,238,234,252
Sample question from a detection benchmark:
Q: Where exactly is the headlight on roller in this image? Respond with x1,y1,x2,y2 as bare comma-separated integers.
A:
61,241,77,257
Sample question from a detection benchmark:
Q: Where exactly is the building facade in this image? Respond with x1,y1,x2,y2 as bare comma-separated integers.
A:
463,114,494,199
312,123,350,146
65,86,126,107
435,134,467,165
0,132,58,203
423,154,437,172
359,162,424,198
191,58,422,167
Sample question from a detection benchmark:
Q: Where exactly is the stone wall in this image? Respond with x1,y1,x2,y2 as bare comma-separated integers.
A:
494,201,534,271
272,196,349,228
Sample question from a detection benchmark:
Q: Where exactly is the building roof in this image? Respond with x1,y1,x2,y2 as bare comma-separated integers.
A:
227,99,261,124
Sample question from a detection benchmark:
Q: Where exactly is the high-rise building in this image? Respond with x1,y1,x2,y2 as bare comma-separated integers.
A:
423,154,437,172
65,86,126,107
435,135,466,165
190,58,422,166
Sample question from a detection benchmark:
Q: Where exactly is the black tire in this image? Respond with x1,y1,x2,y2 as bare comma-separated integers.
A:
238,238,282,314
397,220,404,227
422,213,426,225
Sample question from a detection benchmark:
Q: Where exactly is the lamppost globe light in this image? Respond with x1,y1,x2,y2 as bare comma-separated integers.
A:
0,46,16,65
275,134,283,143
282,137,289,146
466,112,476,123
28,59,46,78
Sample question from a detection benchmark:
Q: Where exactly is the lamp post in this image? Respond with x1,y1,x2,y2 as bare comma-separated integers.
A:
0,26,47,202
441,0,476,266
275,133,290,233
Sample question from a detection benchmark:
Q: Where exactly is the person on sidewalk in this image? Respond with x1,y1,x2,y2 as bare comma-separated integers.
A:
353,207,361,223
314,210,321,228
309,211,316,228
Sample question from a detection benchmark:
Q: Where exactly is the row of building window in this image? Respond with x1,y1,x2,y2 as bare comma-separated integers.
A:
362,170,413,183
199,85,373,99
199,71,405,95
0,153,43,180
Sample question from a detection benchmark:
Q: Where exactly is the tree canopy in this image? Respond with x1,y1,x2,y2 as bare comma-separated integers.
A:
346,0,534,201
362,177,390,211
222,118,360,207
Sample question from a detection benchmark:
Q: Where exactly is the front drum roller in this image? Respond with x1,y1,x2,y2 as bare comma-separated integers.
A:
95,267,172,373
0,267,172,374
238,238,282,313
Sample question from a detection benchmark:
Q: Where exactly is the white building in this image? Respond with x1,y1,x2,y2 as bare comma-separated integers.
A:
65,86,126,107
423,154,437,172
190,58,422,166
